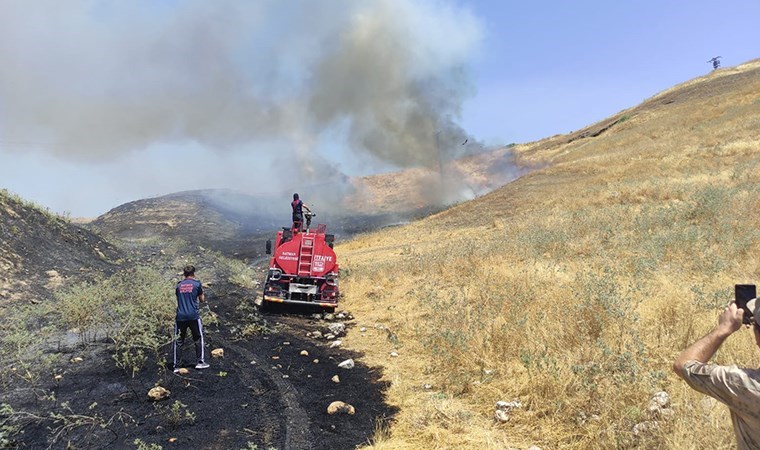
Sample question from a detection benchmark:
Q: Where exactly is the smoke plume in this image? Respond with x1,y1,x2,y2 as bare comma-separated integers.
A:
0,0,488,215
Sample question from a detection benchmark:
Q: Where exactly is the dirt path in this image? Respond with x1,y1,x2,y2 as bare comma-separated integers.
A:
3,281,395,449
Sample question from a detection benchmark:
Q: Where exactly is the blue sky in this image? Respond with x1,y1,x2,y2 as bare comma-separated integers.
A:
461,0,760,143
1,0,758,217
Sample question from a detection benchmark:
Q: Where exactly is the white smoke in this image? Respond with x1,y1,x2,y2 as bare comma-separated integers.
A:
0,0,488,214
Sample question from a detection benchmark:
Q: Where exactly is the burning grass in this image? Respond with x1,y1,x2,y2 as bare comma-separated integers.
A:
338,60,760,448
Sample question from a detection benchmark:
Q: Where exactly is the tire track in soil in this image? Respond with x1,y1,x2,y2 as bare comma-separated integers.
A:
0,268,393,449
210,289,397,450
221,341,312,450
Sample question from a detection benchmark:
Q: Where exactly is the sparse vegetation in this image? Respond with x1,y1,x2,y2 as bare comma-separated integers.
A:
339,60,760,448
1,188,74,225
3,60,759,448
0,304,57,387
54,267,175,377
134,438,163,450
0,401,133,448
158,400,196,428
223,257,258,289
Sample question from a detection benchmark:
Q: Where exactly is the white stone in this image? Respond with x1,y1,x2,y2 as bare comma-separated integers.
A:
632,420,659,437
328,323,346,335
494,409,510,423
390,351,399,357
651,391,670,408
648,391,672,416
496,400,522,412
329,340,342,348
338,359,355,369
332,375,340,383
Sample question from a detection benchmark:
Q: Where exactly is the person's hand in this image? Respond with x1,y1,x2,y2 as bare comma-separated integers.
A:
718,302,744,335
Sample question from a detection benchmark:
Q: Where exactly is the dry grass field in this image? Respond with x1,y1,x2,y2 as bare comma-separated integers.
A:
336,59,760,449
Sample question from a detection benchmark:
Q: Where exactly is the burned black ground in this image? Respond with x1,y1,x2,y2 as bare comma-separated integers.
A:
1,198,397,449
0,191,122,305
2,266,395,450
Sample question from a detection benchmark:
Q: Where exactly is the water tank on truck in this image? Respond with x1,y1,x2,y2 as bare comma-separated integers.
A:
256,219,339,312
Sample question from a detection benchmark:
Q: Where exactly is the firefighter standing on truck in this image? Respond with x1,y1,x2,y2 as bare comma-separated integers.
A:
291,193,311,231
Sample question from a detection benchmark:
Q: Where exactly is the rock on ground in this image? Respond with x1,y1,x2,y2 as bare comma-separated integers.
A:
338,359,355,369
148,386,170,401
327,401,355,415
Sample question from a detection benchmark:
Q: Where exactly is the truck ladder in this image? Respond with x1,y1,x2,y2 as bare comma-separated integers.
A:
298,236,315,276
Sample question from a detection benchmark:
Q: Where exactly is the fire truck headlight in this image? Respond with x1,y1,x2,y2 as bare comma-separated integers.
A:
325,273,338,287
270,269,282,281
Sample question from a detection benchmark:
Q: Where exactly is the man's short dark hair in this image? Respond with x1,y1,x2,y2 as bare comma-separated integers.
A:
183,265,196,277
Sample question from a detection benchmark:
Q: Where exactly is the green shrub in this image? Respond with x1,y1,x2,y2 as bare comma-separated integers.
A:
158,401,196,428
0,305,56,385
56,280,109,344
134,438,163,450
54,267,175,377
107,268,175,377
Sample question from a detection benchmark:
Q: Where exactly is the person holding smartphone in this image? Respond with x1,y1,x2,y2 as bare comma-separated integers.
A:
673,286,760,449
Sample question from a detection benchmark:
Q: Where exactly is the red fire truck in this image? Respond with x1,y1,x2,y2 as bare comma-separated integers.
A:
257,214,339,312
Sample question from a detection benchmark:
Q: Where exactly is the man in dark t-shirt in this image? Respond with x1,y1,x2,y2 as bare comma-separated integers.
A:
291,193,311,231
173,264,209,371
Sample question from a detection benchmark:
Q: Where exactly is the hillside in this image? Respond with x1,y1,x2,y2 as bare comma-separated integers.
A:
89,189,281,260
0,190,121,304
3,57,757,448
89,188,431,260
90,146,519,260
0,191,395,449
336,59,760,449
345,145,522,213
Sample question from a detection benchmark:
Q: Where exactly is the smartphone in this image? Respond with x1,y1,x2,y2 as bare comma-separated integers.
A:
735,284,756,324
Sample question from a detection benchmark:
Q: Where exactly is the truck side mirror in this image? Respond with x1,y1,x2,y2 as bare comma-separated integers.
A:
265,240,272,255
